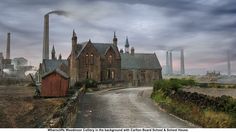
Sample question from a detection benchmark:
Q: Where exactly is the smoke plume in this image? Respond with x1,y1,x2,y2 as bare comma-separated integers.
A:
46,10,69,16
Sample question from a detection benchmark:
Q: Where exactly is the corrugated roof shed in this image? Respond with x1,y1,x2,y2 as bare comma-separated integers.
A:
121,53,162,70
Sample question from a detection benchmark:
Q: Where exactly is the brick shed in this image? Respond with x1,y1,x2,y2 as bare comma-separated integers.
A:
41,68,69,97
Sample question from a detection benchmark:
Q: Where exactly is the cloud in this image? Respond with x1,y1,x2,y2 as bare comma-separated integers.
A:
0,0,235,75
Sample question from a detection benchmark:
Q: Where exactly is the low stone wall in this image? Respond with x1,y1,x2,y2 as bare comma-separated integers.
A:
98,82,124,89
171,90,236,113
42,88,85,128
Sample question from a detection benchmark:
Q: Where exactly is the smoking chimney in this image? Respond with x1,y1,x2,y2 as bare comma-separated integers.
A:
180,49,185,75
42,10,69,62
6,32,10,59
43,14,49,60
169,51,173,75
227,51,231,76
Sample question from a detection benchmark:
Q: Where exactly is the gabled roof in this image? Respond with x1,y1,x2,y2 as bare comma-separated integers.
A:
93,43,116,55
42,59,68,73
120,53,162,70
42,68,69,79
75,41,119,58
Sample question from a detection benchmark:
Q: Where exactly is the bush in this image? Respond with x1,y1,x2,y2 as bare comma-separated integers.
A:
73,81,83,89
73,79,98,89
84,79,97,88
153,78,195,95
169,79,181,91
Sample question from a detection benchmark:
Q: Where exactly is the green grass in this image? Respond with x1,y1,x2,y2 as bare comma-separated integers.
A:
151,91,235,128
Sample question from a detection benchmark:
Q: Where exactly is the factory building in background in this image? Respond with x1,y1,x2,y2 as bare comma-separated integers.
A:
0,32,34,79
166,49,185,75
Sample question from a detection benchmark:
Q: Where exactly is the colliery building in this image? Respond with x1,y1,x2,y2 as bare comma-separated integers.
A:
39,30,162,91
0,33,14,78
0,33,33,79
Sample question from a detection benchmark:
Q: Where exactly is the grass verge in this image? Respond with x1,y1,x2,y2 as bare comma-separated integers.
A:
151,90,235,128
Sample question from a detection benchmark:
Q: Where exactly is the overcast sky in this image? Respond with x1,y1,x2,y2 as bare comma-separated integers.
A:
0,0,235,75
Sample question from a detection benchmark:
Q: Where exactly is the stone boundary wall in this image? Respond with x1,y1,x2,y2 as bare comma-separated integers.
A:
42,88,85,128
171,90,236,113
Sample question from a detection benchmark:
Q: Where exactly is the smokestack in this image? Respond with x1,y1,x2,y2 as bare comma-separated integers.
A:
169,51,173,75
227,51,231,76
166,51,169,75
180,49,185,75
43,14,49,60
42,10,69,61
6,32,10,59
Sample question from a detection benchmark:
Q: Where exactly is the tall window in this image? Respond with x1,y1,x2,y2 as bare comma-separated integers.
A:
85,54,89,65
111,71,115,79
107,70,111,79
86,71,89,79
108,55,113,64
90,54,94,64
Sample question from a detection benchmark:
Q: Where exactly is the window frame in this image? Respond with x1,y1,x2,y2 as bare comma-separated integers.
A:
108,54,113,64
90,53,94,64
85,53,89,65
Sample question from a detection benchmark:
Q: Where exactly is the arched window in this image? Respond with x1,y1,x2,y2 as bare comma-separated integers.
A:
85,54,89,65
90,53,94,64
108,55,112,64
111,71,115,79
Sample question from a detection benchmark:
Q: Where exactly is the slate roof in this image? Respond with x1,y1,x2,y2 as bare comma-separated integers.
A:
76,41,118,58
43,59,68,73
42,68,69,79
120,53,162,70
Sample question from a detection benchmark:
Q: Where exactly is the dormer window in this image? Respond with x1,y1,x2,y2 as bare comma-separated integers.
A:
108,55,112,64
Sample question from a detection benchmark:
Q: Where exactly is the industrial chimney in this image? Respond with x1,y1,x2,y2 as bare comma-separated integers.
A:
6,32,10,59
166,51,169,75
169,51,173,75
180,49,185,75
43,14,49,61
227,51,231,76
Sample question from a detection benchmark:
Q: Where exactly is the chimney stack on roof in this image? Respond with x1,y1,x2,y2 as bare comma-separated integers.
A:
131,47,135,55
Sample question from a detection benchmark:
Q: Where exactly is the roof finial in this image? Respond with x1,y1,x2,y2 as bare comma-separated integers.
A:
59,53,62,60
125,36,129,48
52,45,55,53
114,31,116,38
73,29,76,37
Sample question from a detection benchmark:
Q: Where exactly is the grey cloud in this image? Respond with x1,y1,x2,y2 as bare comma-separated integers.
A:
0,0,235,75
